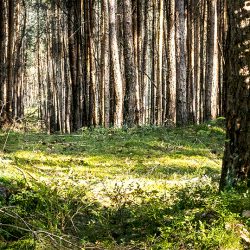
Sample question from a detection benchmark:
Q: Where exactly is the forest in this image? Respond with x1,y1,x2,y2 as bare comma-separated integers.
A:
0,0,249,249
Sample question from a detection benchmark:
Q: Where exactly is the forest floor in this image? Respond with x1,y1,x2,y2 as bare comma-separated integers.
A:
0,121,249,249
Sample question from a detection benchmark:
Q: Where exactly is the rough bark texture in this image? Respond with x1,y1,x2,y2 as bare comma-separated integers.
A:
193,0,201,124
205,0,219,121
141,0,149,124
175,0,187,125
156,0,163,125
0,0,234,130
123,0,138,127
167,0,176,123
6,0,15,122
220,0,250,190
101,0,110,128
109,0,123,128
0,0,5,122
67,1,78,131
187,0,195,123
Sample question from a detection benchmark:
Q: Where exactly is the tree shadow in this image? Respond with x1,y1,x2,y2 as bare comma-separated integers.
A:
0,126,224,183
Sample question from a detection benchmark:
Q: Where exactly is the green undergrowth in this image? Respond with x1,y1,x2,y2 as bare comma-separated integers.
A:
0,121,249,249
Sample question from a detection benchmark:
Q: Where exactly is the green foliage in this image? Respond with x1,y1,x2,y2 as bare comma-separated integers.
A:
0,124,249,249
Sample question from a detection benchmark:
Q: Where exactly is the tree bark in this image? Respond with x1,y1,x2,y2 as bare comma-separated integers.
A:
175,0,187,125
167,0,176,124
0,0,6,123
101,0,110,128
156,0,164,125
205,0,219,121
220,0,250,190
109,0,123,128
123,0,138,127
6,0,15,122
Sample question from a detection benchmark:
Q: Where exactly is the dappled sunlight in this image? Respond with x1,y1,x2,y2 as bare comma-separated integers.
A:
0,125,249,249
0,125,224,201
0,124,224,173
0,0,248,247
1,144,221,182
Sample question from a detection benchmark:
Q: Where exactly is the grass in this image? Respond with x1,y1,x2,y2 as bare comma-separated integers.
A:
0,121,249,249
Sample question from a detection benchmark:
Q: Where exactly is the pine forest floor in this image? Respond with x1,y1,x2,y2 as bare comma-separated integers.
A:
0,121,249,249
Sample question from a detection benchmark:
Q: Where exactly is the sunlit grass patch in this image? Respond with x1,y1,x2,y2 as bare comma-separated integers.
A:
0,123,249,249
0,124,225,203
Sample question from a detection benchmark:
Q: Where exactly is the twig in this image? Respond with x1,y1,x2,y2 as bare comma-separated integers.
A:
0,223,82,249
2,123,15,152
13,165,38,184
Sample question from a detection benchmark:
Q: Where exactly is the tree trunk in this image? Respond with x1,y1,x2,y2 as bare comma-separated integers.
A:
101,0,110,128
123,0,138,127
156,0,164,125
175,0,187,125
108,0,123,128
220,0,250,190
140,0,149,124
6,0,15,122
193,0,201,123
150,1,156,125
166,0,176,124
67,1,79,131
205,0,219,121
0,0,6,123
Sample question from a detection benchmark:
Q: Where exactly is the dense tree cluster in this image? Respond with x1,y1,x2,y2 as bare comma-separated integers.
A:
0,0,227,132
0,0,27,124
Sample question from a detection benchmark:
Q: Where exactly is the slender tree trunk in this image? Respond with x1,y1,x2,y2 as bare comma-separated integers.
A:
6,0,15,122
156,0,163,125
88,0,97,127
199,0,207,123
193,0,201,123
108,0,123,128
68,1,79,131
123,0,138,127
101,0,110,128
167,0,176,124
205,0,219,121
150,1,156,125
36,0,42,125
0,0,6,123
175,0,187,125
187,0,195,123
141,0,149,124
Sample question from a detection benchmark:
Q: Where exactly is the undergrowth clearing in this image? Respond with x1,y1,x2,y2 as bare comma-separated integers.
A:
0,122,249,249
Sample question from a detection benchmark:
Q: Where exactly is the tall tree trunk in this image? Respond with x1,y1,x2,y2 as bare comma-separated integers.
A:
220,0,250,190
166,0,176,124
193,0,201,123
187,0,195,123
101,0,110,128
6,0,15,122
156,0,164,125
108,0,123,128
205,0,219,121
88,0,97,127
199,0,207,123
37,0,42,125
14,0,26,120
123,0,138,127
141,0,149,124
150,1,156,125
67,1,79,131
175,0,187,125
0,0,6,123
